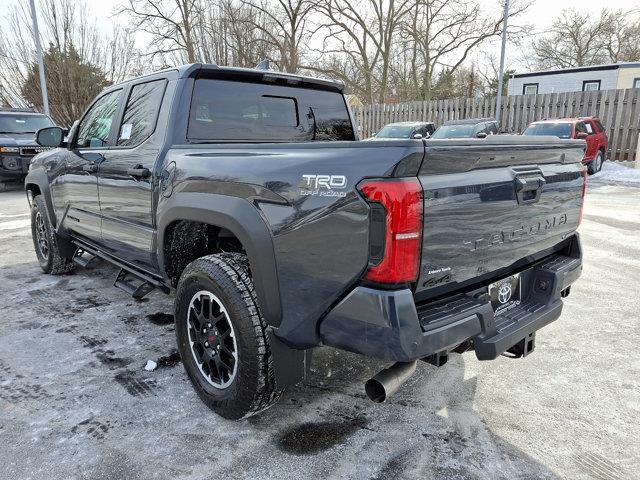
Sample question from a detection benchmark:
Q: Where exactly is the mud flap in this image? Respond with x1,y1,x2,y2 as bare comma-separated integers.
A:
267,328,312,390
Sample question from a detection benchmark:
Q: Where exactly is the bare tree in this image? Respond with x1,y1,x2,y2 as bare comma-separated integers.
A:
403,0,527,101
199,0,276,67
533,8,640,69
313,0,414,104
0,0,144,124
118,0,202,63
238,0,314,73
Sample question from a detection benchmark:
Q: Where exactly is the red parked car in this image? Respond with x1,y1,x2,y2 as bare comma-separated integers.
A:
523,117,607,174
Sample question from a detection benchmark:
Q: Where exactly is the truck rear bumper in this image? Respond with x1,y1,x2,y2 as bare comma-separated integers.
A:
319,236,582,362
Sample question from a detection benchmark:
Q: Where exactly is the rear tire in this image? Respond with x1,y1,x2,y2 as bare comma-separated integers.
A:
174,253,281,419
588,151,603,175
30,195,75,274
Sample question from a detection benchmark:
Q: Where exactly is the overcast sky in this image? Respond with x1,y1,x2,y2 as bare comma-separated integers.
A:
2,0,639,73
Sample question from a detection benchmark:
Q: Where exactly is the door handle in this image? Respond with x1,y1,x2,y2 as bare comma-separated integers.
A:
82,163,98,173
127,166,150,178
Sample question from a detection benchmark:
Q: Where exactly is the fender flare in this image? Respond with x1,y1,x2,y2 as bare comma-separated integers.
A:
157,192,282,327
24,169,57,227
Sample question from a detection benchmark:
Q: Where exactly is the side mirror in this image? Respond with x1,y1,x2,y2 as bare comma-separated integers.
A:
476,131,488,139
412,133,423,139
36,126,65,147
424,132,431,139
576,132,588,139
371,132,377,137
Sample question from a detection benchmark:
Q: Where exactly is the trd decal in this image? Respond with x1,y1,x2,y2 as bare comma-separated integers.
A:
300,174,347,197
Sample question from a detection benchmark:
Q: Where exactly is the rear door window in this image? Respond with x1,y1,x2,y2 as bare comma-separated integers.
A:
117,79,166,147
188,78,354,142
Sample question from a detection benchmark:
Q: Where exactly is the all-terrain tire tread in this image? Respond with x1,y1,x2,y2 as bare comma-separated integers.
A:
32,195,75,275
179,253,281,418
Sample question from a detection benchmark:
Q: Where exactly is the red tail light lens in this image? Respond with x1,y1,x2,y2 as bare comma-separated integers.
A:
359,178,423,284
578,165,587,226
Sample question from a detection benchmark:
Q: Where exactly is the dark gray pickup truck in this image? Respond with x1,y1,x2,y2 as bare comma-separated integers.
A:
26,63,585,419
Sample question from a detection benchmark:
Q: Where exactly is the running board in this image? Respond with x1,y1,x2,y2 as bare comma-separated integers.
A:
114,268,156,300
72,248,98,268
70,239,170,299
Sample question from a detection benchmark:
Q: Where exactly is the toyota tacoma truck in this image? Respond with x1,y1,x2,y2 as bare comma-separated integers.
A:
26,63,585,419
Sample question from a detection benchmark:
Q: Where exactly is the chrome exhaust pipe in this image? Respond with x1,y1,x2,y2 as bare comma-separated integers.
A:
365,361,417,403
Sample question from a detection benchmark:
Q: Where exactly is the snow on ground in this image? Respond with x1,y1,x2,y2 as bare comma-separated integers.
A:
590,161,640,187
1,185,639,480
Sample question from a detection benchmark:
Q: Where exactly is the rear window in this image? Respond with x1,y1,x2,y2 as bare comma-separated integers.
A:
376,125,414,138
187,79,354,142
431,124,475,139
523,123,572,139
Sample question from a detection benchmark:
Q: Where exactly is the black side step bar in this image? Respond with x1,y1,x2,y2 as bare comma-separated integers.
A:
114,268,156,300
71,240,170,299
72,248,98,268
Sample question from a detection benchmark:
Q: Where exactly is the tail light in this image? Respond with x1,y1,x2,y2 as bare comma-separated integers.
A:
578,165,587,226
359,178,423,284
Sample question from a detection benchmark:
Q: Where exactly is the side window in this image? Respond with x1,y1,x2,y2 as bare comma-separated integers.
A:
584,122,594,134
487,122,498,135
118,79,166,147
76,90,122,148
575,122,588,135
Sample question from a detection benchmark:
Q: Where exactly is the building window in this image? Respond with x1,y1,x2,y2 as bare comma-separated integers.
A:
523,83,538,95
634,78,640,89
582,80,601,91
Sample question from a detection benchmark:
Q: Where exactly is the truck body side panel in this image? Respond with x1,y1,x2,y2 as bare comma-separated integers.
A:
160,141,424,347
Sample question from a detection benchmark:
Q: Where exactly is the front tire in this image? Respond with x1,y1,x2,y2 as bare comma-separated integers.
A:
175,253,281,419
31,195,75,274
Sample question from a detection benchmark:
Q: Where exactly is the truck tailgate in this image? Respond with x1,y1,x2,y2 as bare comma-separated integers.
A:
415,137,585,299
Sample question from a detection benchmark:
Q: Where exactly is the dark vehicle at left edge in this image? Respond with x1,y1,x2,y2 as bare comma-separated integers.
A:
0,108,54,191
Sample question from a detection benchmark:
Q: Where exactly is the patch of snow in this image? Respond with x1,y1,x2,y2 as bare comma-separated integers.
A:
144,360,157,371
590,161,640,187
0,219,31,230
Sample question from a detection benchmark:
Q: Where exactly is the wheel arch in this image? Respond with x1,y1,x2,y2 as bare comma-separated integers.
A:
157,192,282,327
24,170,57,227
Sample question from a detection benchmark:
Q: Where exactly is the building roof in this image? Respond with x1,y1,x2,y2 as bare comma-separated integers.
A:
512,62,640,79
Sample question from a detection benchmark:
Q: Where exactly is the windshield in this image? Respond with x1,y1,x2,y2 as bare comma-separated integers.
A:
375,125,414,138
523,123,572,139
0,114,53,134
431,124,475,139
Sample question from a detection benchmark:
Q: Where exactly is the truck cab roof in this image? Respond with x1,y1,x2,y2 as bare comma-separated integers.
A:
107,63,345,93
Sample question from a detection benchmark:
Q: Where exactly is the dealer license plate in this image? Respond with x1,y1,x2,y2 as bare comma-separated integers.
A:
488,274,521,314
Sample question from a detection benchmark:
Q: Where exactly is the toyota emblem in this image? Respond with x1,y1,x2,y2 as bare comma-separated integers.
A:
498,283,512,304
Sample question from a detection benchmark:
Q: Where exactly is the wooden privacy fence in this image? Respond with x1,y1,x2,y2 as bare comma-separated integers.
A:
353,88,640,161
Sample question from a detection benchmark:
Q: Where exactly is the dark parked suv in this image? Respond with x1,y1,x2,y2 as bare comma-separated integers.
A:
432,117,499,139
370,121,436,140
0,108,54,190
26,64,585,419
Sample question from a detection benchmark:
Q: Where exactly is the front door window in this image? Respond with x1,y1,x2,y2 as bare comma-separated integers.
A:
76,90,122,149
